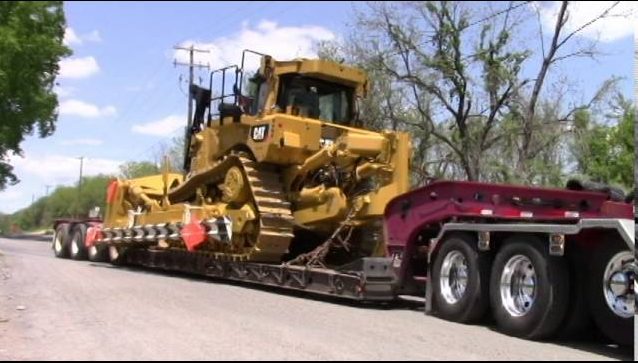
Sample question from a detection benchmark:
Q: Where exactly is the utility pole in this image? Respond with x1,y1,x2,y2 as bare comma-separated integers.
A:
76,156,84,217
173,45,210,126
44,184,52,226
173,45,210,174
77,156,84,194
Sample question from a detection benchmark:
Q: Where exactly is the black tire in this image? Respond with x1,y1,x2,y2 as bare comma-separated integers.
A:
489,235,569,340
108,245,126,265
87,243,108,262
556,244,594,340
587,241,633,346
69,224,88,261
52,224,70,258
432,233,491,323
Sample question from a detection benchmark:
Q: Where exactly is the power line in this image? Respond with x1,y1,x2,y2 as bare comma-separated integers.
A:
378,1,534,59
466,1,533,29
174,45,210,128
76,156,84,217
111,60,172,126
120,1,303,165
110,3,267,162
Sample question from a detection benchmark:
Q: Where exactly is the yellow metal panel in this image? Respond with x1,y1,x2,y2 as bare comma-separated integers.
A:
361,132,411,216
293,187,348,225
338,133,387,157
283,131,301,148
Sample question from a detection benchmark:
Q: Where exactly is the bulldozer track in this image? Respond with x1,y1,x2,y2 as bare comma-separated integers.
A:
238,156,295,261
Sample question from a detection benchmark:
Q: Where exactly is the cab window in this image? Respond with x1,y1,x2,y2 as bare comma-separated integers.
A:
277,75,353,125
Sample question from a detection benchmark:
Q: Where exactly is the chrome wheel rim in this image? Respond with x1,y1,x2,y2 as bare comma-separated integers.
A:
500,255,536,317
109,246,119,261
439,250,469,304
603,251,634,318
71,234,80,255
54,233,63,253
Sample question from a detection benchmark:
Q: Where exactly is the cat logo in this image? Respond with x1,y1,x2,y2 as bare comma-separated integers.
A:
250,124,269,142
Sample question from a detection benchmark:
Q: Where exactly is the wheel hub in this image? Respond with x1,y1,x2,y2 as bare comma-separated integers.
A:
609,272,629,297
54,234,63,252
603,251,634,318
500,255,537,317
109,246,119,261
71,236,79,255
440,251,469,304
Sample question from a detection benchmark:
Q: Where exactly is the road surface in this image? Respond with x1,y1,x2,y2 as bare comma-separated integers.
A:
0,237,631,360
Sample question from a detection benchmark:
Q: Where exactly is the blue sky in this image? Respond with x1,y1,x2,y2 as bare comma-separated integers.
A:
0,1,635,214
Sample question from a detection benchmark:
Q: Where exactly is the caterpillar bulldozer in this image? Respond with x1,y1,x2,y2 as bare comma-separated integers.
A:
99,50,410,268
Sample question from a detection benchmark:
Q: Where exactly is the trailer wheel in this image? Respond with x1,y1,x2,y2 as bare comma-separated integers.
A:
88,244,108,262
108,245,126,265
490,236,569,339
52,224,70,258
432,233,490,323
588,241,633,346
556,245,593,340
69,224,88,260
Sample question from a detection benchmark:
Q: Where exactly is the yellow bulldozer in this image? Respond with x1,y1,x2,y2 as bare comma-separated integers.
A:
100,50,411,267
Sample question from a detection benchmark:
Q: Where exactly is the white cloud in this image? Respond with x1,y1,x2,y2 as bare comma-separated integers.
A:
10,154,121,182
0,189,25,214
84,30,102,43
131,115,184,136
538,1,635,43
59,56,100,79
0,153,120,213
63,27,102,46
0,189,23,202
54,85,74,98
63,27,82,46
59,99,117,118
59,139,104,146
174,20,335,71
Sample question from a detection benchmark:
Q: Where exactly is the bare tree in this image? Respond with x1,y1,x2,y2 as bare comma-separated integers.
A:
347,1,531,181
318,1,628,187
516,1,623,181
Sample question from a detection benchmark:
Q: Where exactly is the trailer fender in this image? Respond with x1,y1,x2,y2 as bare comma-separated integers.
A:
435,218,634,252
86,225,102,248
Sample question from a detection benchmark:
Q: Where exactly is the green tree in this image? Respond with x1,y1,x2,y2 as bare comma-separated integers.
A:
0,1,71,189
0,213,10,235
118,161,160,179
572,104,634,190
8,174,113,230
74,174,112,217
153,135,185,174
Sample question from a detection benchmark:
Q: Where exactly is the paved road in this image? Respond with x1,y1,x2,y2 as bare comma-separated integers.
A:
0,238,631,360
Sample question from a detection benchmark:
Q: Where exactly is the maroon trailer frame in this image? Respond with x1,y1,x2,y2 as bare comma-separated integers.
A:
383,180,634,344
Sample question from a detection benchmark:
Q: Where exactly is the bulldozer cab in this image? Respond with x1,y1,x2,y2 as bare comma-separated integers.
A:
184,50,368,171
200,50,365,125
275,74,352,125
